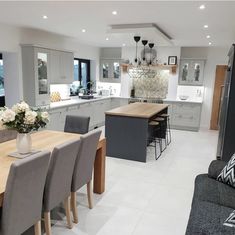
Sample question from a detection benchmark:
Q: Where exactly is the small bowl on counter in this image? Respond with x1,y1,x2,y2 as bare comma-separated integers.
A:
179,95,189,101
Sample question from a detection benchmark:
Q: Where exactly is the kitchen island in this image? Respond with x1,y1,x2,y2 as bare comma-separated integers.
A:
105,103,169,162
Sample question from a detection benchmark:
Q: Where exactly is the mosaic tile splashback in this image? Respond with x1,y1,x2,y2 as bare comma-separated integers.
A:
130,68,170,99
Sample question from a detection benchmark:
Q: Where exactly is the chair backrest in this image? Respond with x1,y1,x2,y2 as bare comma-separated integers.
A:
0,129,17,143
71,129,101,192
43,139,81,212
1,151,50,235
64,115,90,134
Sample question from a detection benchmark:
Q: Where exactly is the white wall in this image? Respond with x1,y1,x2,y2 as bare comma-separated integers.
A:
121,46,181,98
0,23,100,104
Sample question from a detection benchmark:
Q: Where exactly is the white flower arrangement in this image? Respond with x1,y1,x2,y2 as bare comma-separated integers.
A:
0,101,49,133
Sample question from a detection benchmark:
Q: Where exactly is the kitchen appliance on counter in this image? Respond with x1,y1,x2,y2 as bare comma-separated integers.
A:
217,44,235,161
128,97,163,104
79,95,94,99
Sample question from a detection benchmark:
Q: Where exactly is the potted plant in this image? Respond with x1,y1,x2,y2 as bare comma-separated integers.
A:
0,101,49,154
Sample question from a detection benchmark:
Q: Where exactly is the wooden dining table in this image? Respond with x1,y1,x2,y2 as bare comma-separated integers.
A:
0,130,106,207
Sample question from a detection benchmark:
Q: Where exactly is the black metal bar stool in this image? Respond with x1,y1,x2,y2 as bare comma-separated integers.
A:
148,121,162,160
153,117,167,151
159,114,171,145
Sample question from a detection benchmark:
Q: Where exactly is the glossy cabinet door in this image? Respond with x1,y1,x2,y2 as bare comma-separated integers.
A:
164,101,202,131
50,50,60,84
179,59,205,86
47,108,65,131
59,51,74,84
50,50,74,84
35,48,50,106
100,59,121,83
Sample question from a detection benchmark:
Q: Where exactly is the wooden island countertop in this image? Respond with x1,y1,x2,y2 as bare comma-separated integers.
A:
105,103,169,118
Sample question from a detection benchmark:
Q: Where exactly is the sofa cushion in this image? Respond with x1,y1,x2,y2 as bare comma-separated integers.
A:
217,154,235,188
186,201,235,235
193,174,235,210
208,160,227,179
224,210,235,228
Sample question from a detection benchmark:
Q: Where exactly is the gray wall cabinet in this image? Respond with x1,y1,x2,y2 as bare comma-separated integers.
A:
179,59,205,86
100,59,121,83
50,50,74,84
21,45,74,107
21,46,51,106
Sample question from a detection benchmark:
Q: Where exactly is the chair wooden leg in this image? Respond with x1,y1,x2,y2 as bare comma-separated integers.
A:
34,220,41,235
71,192,78,224
64,196,73,229
44,212,52,235
87,180,93,209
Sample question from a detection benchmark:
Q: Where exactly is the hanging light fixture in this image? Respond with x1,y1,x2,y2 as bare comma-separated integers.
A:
142,40,148,61
148,43,154,65
134,36,141,63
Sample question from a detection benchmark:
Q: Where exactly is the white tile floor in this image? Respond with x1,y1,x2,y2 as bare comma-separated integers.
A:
51,128,218,235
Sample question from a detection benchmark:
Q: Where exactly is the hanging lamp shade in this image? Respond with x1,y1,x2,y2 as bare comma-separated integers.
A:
149,43,154,49
142,40,148,61
134,36,141,63
134,36,141,42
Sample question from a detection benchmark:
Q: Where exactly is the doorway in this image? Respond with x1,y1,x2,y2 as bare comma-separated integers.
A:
210,65,228,130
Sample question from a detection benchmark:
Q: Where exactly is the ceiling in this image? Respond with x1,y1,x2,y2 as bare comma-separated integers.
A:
0,1,234,47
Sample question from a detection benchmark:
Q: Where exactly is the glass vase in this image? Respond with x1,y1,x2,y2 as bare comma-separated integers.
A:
16,133,32,154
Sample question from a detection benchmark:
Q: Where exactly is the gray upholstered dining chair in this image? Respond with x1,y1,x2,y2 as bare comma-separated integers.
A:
64,115,90,134
0,129,17,143
43,139,81,235
71,129,101,223
0,151,51,235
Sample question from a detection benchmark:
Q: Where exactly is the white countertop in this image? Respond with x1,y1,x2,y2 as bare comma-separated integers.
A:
164,97,203,104
49,96,110,109
47,95,203,110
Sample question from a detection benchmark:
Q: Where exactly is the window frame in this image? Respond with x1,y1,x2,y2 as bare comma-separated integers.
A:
74,58,91,89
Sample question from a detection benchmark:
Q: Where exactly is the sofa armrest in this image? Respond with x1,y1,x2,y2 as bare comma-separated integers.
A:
208,160,227,179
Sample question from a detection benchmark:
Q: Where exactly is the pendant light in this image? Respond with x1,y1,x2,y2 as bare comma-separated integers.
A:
148,43,154,65
142,40,148,61
134,36,141,63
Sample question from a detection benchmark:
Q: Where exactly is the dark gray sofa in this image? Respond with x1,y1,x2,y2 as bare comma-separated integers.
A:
186,160,235,235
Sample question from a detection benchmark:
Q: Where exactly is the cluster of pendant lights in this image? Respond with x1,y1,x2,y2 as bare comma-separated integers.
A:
134,36,155,65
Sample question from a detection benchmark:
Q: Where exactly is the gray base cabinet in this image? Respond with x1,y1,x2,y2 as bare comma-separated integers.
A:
164,101,202,131
46,98,129,132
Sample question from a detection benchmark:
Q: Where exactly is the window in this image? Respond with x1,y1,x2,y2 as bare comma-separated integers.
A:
0,54,4,95
73,58,90,89
0,53,5,106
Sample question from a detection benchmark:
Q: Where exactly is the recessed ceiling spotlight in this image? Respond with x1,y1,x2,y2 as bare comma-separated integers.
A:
209,42,212,45
206,35,211,39
204,24,209,29
112,11,117,15
42,15,48,19
106,37,109,41
82,29,86,33
122,43,126,47
199,4,205,10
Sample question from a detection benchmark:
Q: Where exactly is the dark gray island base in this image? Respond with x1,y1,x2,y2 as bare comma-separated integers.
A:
105,103,169,162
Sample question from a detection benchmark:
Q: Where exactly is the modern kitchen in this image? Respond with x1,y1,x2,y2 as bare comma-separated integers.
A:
0,1,235,235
